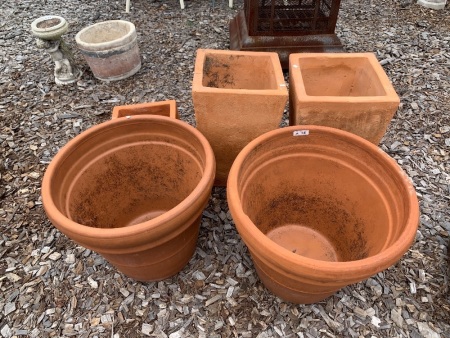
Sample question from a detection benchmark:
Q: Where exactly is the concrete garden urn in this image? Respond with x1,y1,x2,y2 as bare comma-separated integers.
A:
289,53,400,144
75,20,141,81
112,100,178,119
227,125,419,304
41,116,215,281
192,49,288,186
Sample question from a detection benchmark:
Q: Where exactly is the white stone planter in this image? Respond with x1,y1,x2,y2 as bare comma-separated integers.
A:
75,20,141,81
417,0,447,9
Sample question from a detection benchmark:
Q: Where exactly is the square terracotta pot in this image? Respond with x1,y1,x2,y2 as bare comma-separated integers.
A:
289,53,400,144
111,100,178,119
192,49,288,186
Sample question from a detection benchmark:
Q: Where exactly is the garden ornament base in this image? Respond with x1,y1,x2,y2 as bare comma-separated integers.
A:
227,125,419,304
192,49,288,186
289,53,400,144
31,15,81,85
41,116,215,281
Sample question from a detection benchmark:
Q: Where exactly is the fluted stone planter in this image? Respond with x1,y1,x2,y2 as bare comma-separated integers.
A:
417,0,447,9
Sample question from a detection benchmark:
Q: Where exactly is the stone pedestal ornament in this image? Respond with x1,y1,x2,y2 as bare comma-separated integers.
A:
31,15,81,85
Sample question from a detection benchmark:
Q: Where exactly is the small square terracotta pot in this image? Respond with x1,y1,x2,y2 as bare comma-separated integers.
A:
289,53,400,144
192,49,288,186
111,100,178,119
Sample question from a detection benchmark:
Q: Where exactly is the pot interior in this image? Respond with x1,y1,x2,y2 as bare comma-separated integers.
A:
67,143,202,228
296,56,386,97
202,53,277,90
240,140,403,262
68,142,202,228
79,21,131,44
50,120,207,229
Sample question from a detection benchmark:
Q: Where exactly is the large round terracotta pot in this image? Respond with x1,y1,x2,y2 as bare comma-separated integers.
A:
227,125,419,304
42,116,215,281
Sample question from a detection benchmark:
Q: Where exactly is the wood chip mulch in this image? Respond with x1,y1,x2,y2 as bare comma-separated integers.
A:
0,0,449,337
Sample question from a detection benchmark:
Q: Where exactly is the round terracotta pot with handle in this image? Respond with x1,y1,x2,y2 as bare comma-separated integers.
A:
227,125,419,304
42,116,215,281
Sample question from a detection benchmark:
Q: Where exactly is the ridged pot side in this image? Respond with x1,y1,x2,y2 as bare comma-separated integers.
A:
227,125,419,304
42,116,215,281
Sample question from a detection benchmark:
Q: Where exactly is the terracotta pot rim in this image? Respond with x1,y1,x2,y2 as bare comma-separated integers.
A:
193,48,287,91
227,125,419,279
42,115,215,239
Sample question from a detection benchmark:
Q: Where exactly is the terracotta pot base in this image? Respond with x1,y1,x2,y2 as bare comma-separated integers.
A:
252,259,336,304
106,216,201,281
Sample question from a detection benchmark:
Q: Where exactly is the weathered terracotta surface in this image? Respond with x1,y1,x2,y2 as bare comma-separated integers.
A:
227,125,419,304
42,116,215,281
192,49,288,186
75,20,141,81
289,53,400,144
111,100,178,119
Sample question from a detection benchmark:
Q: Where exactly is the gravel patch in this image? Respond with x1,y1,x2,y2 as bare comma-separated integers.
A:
1,0,449,337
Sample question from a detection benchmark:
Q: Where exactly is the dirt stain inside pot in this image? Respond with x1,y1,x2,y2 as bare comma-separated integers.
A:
253,192,369,261
68,144,202,229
